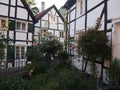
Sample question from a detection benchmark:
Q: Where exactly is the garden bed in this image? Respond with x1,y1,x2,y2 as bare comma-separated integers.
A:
0,64,96,90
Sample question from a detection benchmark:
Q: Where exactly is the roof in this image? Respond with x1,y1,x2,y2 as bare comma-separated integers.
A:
21,0,37,23
35,5,64,22
63,0,77,9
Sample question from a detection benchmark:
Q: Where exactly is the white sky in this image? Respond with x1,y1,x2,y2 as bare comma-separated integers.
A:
35,0,67,10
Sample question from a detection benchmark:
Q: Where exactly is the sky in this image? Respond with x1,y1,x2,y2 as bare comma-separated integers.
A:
35,0,67,10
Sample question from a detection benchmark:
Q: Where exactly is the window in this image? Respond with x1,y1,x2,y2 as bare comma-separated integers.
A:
28,23,33,32
16,21,26,30
15,46,25,59
77,0,83,15
21,47,25,59
50,15,56,23
16,22,21,30
16,47,20,59
9,20,15,30
80,1,83,14
60,32,64,37
22,23,26,30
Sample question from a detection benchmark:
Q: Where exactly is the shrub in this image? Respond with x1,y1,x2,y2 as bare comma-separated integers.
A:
58,51,69,66
24,61,48,75
77,28,111,61
0,65,96,90
106,58,120,85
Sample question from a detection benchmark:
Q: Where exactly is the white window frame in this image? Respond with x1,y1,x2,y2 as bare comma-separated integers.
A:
77,0,83,15
80,0,83,14
50,15,56,23
60,31,64,38
15,46,26,59
15,46,20,59
16,21,27,31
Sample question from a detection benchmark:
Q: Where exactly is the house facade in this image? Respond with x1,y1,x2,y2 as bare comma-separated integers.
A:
0,0,36,67
34,5,65,44
63,0,120,82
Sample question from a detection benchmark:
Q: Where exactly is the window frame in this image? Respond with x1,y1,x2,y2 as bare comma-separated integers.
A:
21,46,25,59
16,21,27,31
15,46,20,59
80,1,83,14
50,15,56,23
77,0,83,15
60,31,64,38
15,46,26,59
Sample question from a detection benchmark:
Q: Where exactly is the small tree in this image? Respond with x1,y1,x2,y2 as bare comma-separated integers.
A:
77,28,111,78
106,58,120,85
27,39,63,61
39,39,63,60
25,0,39,14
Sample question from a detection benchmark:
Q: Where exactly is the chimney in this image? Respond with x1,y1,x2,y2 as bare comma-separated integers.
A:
41,2,45,11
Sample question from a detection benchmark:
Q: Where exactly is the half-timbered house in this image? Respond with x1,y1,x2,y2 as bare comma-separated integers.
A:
63,0,120,82
0,0,36,67
34,5,65,44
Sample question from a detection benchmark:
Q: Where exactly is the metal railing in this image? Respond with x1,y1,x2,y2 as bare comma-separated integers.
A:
103,86,120,90
0,60,27,79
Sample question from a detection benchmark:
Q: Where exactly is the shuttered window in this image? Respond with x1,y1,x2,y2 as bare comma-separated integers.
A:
28,23,34,32
9,20,15,30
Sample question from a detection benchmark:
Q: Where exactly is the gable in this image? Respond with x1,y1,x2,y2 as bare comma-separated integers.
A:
0,0,36,22
18,0,24,7
35,5,64,23
63,0,77,9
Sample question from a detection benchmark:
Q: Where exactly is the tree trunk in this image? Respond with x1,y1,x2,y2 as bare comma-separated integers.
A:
83,60,88,72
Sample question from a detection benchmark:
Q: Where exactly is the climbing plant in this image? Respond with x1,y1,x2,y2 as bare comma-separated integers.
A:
0,32,5,61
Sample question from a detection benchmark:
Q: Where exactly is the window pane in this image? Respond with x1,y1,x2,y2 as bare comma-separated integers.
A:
50,15,56,23
80,1,83,14
60,32,64,37
16,22,21,30
21,47,25,59
22,23,26,30
16,47,19,59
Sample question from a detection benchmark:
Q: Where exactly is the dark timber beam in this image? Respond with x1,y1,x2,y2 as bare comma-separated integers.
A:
85,0,87,32
104,0,108,34
76,0,109,20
